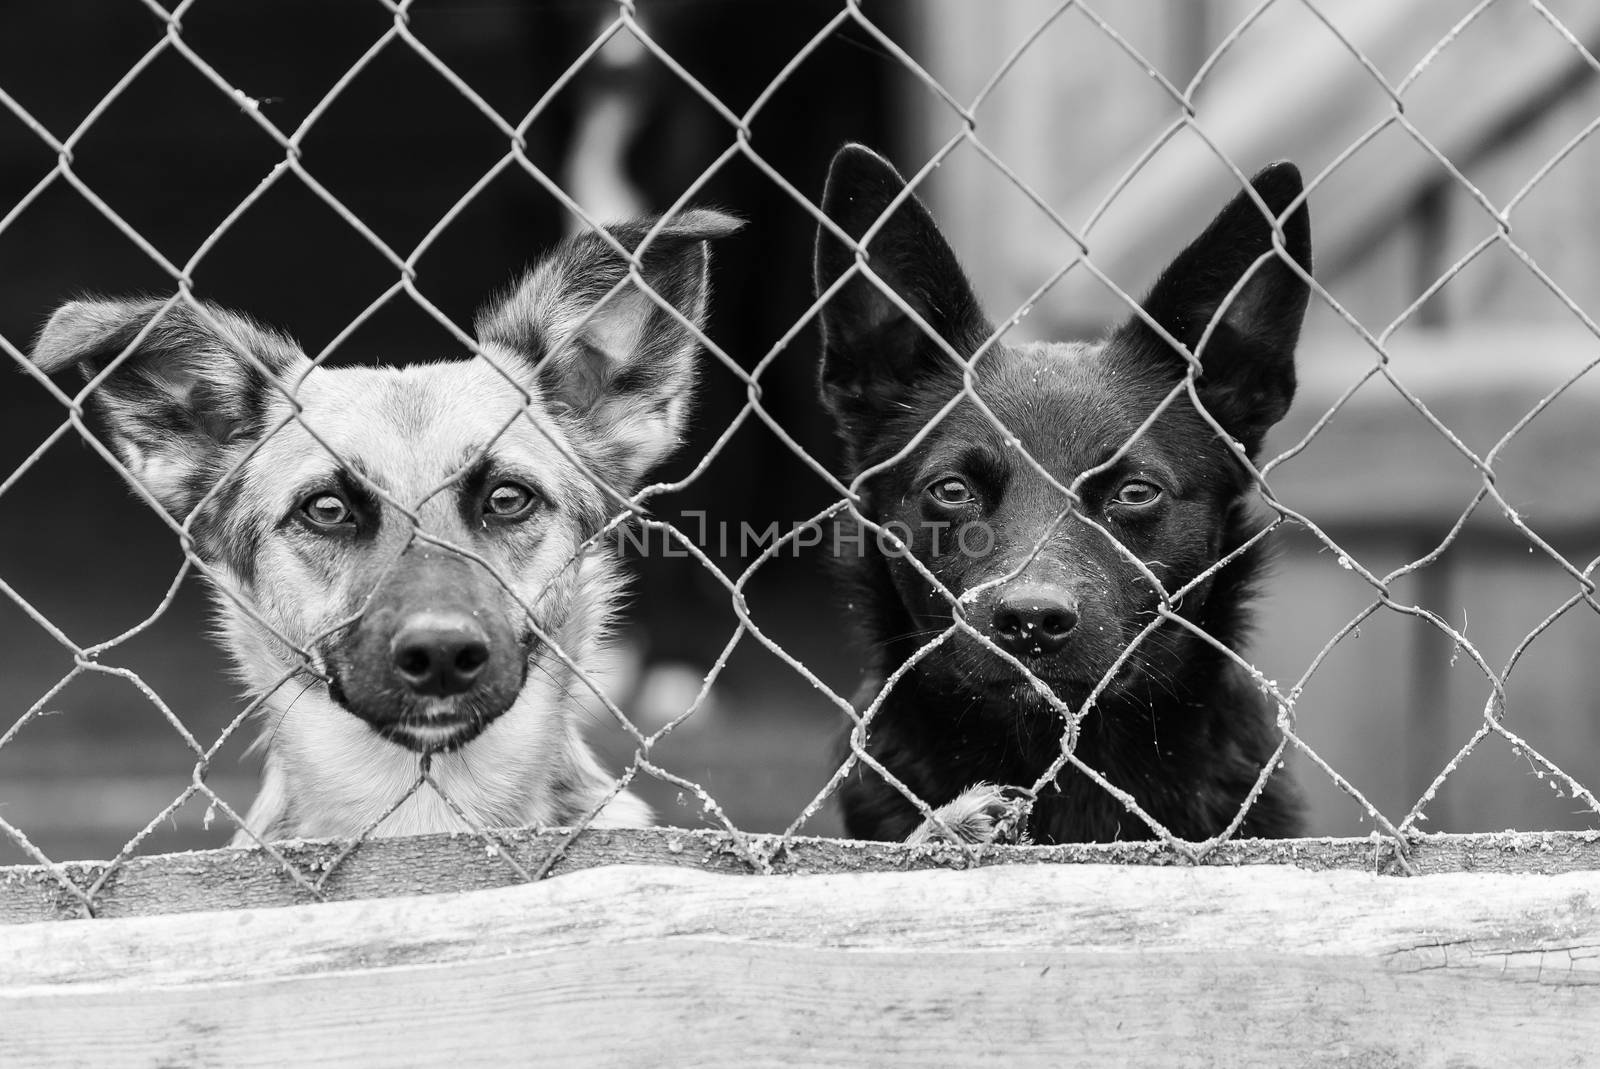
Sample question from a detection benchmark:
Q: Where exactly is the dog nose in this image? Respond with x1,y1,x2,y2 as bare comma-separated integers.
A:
991,586,1079,657
390,613,492,697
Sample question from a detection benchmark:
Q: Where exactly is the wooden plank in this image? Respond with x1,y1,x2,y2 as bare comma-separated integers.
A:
2,863,1598,1067
4,826,1600,925
1268,325,1600,532
1001,3,1600,330
1248,540,1427,836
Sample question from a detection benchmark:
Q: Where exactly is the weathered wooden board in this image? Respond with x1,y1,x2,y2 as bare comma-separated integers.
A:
916,2,1600,332
1270,325,1600,533
4,827,1600,924
2,863,1598,1067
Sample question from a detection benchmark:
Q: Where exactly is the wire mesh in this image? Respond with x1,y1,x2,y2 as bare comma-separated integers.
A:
3,0,1600,916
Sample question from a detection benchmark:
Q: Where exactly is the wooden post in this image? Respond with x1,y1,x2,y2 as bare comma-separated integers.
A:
3,862,1598,1066
6,827,1600,924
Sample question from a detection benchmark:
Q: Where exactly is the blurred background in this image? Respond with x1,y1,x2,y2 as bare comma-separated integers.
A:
3,0,1599,864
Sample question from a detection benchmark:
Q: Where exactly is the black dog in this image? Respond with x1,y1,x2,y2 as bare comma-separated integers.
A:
814,145,1309,844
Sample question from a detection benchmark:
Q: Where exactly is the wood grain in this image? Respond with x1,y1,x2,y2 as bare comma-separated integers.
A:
4,826,1600,924
3,863,1598,1067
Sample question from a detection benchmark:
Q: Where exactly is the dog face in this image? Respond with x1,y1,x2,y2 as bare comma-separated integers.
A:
816,147,1310,715
31,211,739,754
209,359,610,753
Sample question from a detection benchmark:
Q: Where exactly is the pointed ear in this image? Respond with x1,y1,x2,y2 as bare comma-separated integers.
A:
475,208,741,492
1116,162,1312,455
29,296,310,516
814,144,990,427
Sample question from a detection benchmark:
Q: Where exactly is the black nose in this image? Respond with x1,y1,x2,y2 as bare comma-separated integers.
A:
991,586,1079,657
390,613,492,697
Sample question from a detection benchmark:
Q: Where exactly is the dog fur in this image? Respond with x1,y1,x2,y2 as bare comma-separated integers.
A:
30,210,739,843
814,145,1309,844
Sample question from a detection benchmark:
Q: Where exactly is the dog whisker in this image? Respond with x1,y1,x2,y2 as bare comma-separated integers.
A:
261,676,319,756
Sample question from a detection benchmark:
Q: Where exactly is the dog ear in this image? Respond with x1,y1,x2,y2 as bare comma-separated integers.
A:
814,144,991,426
29,297,310,516
1117,162,1312,455
475,209,741,492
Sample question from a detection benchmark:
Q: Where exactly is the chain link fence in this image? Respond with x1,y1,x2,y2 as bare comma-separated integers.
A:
4,0,1600,918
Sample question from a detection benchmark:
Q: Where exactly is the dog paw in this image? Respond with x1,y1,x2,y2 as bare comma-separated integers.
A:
906,783,1032,846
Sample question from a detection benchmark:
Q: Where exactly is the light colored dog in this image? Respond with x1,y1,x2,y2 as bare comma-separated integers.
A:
30,210,739,844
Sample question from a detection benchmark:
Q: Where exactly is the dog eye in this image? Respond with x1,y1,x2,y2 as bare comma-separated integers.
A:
300,492,353,529
928,477,974,507
1115,480,1163,507
484,482,538,521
